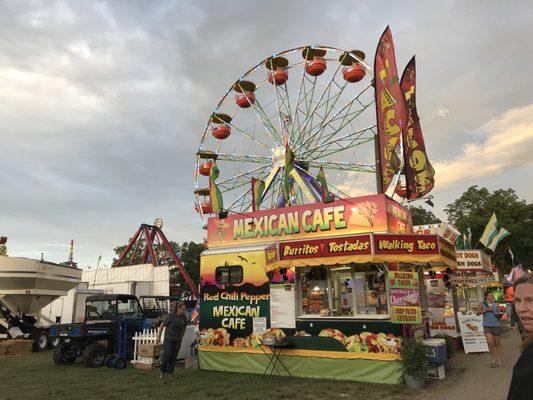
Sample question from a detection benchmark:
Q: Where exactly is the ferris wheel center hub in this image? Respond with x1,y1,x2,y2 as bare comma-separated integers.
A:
272,146,293,167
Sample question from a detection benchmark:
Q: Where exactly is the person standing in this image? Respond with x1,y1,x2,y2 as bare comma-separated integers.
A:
507,274,533,400
156,301,188,378
477,291,502,367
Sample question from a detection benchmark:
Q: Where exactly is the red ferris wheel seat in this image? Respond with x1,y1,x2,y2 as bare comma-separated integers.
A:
305,58,327,76
268,69,288,85
342,64,366,83
235,92,255,108
198,162,213,176
201,202,213,214
212,124,231,140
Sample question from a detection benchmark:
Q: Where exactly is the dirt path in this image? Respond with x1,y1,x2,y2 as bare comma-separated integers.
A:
416,328,522,400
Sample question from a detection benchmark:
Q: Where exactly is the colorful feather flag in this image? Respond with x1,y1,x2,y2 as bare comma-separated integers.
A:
400,56,435,198
209,164,223,213
251,177,265,212
316,166,329,201
479,213,498,247
374,26,409,193
283,145,294,203
487,227,510,252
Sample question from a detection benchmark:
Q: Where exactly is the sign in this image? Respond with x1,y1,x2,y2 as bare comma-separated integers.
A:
413,222,460,243
391,306,422,324
450,270,494,286
389,288,420,306
457,312,489,353
388,271,419,289
271,233,455,269
252,317,267,334
456,250,492,272
438,237,456,261
429,316,459,338
279,234,372,260
207,194,411,248
386,198,412,234
199,250,271,344
375,234,440,256
269,284,296,329
428,307,459,338
389,271,421,324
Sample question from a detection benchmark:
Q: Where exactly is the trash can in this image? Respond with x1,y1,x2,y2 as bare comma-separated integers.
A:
422,338,447,365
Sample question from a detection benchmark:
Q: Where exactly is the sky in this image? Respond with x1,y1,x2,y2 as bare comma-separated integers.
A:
1,0,532,268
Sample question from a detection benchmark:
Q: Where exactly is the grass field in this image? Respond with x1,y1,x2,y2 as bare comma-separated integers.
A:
1,352,413,400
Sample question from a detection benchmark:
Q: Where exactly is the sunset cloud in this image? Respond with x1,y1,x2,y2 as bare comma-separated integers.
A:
434,104,533,187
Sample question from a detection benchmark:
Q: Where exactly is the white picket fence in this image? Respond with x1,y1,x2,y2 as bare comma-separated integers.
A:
131,326,198,365
132,328,164,365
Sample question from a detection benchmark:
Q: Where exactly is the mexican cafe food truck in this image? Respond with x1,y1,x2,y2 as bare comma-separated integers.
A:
198,194,457,383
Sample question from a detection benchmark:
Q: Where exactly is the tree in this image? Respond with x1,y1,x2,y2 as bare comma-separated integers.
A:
445,186,533,274
173,241,205,290
410,206,441,226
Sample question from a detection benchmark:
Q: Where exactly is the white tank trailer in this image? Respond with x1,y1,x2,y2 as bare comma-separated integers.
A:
0,257,82,350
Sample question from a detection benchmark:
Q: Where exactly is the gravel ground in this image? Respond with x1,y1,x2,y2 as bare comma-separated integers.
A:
416,327,522,400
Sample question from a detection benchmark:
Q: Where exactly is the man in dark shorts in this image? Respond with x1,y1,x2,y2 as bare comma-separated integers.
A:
156,301,188,378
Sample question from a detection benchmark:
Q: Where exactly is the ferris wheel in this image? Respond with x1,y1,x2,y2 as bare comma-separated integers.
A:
194,46,377,222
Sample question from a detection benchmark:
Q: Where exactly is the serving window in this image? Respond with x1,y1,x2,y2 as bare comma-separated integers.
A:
215,265,243,285
297,265,389,318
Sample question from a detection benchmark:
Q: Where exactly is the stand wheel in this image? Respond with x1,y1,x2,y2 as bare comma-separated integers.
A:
105,355,117,368
114,356,127,369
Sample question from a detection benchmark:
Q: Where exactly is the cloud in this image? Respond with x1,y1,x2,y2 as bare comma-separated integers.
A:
434,104,533,187
428,107,450,119
0,1,532,266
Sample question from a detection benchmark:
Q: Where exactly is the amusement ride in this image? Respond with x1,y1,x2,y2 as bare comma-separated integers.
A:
194,46,381,222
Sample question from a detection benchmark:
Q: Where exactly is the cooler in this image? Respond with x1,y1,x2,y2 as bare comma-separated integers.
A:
422,338,447,365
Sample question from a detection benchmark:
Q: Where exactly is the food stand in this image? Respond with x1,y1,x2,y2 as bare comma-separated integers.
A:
198,194,457,383
424,248,498,353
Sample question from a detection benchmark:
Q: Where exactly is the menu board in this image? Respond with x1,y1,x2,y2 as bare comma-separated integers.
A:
270,283,296,329
389,271,422,324
253,317,267,333
388,271,419,289
457,312,489,353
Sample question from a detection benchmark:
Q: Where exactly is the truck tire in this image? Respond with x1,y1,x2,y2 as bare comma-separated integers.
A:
35,330,49,352
83,343,107,368
53,342,76,365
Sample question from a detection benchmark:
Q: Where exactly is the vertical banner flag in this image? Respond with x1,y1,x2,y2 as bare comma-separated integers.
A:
479,213,498,247
487,228,510,251
283,144,295,203
316,166,329,201
251,177,265,212
400,56,435,198
374,26,409,193
209,164,224,213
